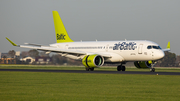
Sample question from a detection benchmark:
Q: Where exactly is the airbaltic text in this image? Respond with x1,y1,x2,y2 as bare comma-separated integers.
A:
113,42,137,50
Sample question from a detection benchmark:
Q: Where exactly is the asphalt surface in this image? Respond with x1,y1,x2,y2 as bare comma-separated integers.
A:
0,69,180,75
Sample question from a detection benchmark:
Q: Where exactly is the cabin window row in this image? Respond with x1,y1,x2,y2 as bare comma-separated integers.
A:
68,47,103,49
68,46,114,49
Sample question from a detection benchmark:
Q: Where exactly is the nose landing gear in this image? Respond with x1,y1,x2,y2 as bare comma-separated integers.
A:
150,68,155,72
150,61,157,72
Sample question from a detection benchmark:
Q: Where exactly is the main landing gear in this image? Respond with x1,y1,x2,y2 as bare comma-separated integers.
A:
86,67,94,71
117,65,126,71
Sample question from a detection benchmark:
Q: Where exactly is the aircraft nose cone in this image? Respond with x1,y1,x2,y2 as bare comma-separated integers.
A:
157,51,165,59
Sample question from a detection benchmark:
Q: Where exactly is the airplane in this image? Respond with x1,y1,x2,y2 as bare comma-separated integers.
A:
6,11,170,72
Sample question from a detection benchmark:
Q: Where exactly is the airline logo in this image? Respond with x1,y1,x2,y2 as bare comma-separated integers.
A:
57,33,66,40
113,42,137,50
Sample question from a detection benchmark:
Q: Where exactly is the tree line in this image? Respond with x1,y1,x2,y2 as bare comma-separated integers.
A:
1,49,81,65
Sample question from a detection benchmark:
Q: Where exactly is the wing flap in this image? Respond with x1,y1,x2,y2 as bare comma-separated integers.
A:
24,43,45,47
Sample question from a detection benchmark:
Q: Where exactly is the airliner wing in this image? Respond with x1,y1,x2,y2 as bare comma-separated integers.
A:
19,45,87,55
22,45,111,57
6,37,111,58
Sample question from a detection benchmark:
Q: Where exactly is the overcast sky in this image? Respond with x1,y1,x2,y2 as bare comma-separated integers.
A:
0,0,180,55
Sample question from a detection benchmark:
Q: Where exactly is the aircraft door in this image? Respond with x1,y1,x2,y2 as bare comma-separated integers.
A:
138,44,143,54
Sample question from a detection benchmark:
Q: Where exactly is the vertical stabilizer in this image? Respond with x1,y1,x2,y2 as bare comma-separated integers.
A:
52,11,74,43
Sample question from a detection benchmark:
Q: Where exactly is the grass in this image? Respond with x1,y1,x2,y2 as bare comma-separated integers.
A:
0,71,180,101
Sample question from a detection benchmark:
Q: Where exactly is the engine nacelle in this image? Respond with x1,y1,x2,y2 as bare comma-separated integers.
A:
134,61,152,68
82,54,104,68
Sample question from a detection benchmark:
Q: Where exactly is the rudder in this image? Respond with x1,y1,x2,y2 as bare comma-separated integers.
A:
52,11,74,43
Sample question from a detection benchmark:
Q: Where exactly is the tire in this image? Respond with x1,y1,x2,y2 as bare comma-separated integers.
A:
152,68,155,72
90,68,94,71
117,65,122,71
122,66,126,71
86,68,90,71
150,68,155,72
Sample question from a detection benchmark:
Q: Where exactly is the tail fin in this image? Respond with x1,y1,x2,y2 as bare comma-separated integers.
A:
52,11,74,43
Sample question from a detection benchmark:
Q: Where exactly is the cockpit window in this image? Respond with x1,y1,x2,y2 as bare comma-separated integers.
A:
147,46,152,49
158,46,162,49
153,46,159,49
147,45,161,50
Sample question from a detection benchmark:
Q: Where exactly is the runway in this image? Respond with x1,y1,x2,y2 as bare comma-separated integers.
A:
0,69,180,75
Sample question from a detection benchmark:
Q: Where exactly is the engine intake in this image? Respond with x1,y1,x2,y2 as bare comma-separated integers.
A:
82,54,104,68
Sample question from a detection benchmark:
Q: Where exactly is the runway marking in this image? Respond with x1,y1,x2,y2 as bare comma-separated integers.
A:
0,69,180,75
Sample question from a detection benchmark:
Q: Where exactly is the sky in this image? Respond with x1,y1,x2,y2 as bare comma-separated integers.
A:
0,0,180,55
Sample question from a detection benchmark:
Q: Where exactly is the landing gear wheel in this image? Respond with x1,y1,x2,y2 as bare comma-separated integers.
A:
117,65,126,71
86,68,90,71
122,66,126,71
90,68,94,71
152,68,155,72
150,68,155,72
117,65,122,71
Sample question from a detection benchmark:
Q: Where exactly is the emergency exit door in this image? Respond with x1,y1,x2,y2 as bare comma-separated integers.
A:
138,44,143,54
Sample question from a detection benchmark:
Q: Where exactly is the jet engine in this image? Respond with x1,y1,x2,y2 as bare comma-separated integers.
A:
134,61,152,68
82,54,104,68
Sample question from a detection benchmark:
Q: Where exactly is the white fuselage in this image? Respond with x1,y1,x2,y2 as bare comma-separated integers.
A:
50,40,165,63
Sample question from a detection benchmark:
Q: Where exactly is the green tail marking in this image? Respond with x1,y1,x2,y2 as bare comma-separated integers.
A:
52,11,74,43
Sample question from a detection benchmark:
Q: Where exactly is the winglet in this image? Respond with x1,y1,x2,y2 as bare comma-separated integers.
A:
166,41,170,49
6,37,17,46
162,41,170,51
